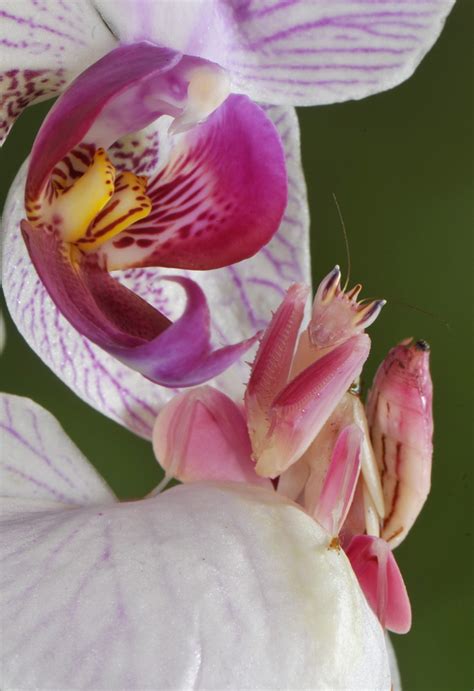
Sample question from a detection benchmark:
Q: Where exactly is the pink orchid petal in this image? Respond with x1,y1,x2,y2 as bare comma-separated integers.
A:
21,221,256,388
313,424,362,536
346,535,412,634
0,0,115,145
153,386,271,487
98,94,287,271
255,334,371,478
0,394,392,689
27,42,182,199
2,105,309,438
96,0,455,106
366,339,433,548
245,283,310,459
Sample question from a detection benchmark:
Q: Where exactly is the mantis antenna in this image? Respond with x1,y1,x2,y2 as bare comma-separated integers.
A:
332,192,351,292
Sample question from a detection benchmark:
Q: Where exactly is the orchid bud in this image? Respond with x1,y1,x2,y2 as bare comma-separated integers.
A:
366,339,433,548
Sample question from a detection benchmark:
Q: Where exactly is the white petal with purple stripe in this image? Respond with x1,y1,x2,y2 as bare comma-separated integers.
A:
0,394,391,689
0,0,116,143
96,0,455,105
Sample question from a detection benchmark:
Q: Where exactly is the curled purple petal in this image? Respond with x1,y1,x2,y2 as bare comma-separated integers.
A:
21,221,256,388
117,276,259,387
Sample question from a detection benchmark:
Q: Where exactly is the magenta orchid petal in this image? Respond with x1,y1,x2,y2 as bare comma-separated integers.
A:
114,278,259,388
2,105,309,437
98,94,287,271
366,339,433,548
313,424,362,537
255,334,371,478
20,220,168,349
21,221,256,388
96,0,455,106
153,386,271,487
27,42,183,199
346,535,412,634
0,0,116,145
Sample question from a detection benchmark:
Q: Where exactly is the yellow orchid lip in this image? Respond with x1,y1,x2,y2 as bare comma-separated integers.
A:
26,147,152,254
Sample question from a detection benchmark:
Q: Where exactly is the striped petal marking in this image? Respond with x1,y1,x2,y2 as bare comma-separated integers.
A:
0,0,116,145
95,0,455,106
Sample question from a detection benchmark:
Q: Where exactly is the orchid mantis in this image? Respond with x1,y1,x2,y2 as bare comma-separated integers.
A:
154,267,434,635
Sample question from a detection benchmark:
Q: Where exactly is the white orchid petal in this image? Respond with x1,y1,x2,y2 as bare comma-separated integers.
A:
0,395,390,689
1,106,309,438
95,0,455,105
0,394,116,514
386,634,402,690
0,0,116,144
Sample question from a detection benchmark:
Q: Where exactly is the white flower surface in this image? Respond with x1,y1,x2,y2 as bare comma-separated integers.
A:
0,394,391,689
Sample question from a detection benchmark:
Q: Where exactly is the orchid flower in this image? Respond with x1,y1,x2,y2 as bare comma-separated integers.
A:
1,0,454,435
153,268,433,637
0,392,395,689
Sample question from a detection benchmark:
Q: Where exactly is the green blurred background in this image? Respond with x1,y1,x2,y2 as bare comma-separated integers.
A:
1,2,472,688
